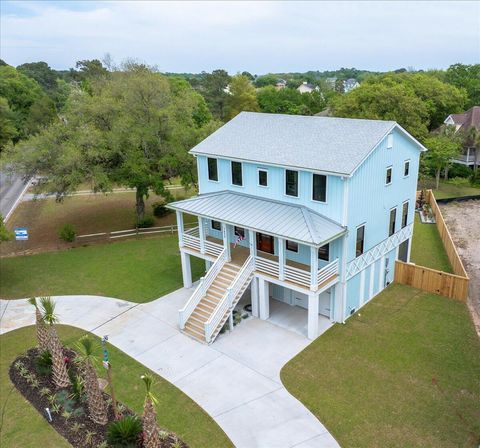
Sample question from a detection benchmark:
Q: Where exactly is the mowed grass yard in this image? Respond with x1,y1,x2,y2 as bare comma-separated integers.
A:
0,325,232,448
281,284,480,448
418,179,480,200
411,214,452,273
0,236,205,302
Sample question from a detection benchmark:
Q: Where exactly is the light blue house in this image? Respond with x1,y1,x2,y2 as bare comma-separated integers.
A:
168,112,425,343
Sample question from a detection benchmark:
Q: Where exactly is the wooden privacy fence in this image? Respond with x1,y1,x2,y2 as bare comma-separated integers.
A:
397,189,470,301
394,261,469,301
76,222,197,244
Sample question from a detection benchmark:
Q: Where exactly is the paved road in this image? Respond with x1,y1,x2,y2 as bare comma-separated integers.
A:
0,171,29,220
0,289,339,448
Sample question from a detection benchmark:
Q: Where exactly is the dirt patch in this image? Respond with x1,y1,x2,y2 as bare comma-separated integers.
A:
440,200,480,334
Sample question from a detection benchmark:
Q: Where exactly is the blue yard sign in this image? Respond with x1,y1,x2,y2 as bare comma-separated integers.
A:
14,228,28,241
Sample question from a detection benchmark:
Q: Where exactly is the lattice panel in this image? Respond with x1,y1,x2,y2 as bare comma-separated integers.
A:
346,223,412,279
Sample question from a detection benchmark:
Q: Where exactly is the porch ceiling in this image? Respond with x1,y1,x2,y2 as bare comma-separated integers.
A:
167,191,345,246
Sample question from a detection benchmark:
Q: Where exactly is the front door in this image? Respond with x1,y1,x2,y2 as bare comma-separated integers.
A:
257,233,274,254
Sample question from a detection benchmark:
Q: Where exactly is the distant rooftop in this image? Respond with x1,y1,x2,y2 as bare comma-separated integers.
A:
190,112,418,176
447,106,480,132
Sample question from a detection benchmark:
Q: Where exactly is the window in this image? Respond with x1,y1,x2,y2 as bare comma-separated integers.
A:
286,240,298,252
402,201,409,228
211,220,221,231
258,169,268,187
231,161,243,186
356,225,365,257
318,243,330,261
404,160,410,177
387,134,393,149
312,174,327,202
389,208,396,236
285,170,298,197
385,166,392,185
234,226,245,238
207,158,218,181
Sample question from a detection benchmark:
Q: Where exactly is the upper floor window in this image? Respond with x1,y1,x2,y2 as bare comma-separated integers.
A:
356,225,365,257
231,161,243,186
389,208,397,236
404,160,410,177
211,220,221,231
286,240,298,252
207,158,218,182
258,169,268,187
285,170,298,197
402,201,409,228
312,174,327,202
387,134,393,149
385,166,392,185
318,243,330,261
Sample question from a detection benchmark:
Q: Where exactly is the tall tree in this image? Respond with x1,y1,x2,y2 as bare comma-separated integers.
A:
225,75,259,120
27,297,49,351
76,335,108,425
40,297,71,388
202,69,231,120
141,373,160,448
0,97,17,150
445,63,480,108
17,61,58,93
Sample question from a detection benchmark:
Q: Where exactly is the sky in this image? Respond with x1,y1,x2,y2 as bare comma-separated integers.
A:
1,1,479,74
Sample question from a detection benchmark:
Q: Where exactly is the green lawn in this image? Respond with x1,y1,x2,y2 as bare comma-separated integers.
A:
411,214,452,273
0,325,232,448
0,236,204,302
281,284,480,448
418,178,480,200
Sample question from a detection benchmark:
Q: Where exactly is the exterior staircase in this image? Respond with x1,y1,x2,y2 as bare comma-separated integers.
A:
183,262,241,342
179,251,255,344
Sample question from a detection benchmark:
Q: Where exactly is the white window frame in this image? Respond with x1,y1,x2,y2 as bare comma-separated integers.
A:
286,240,299,253
311,173,328,204
385,166,393,186
387,133,393,149
401,200,409,229
355,223,366,258
389,206,397,237
230,161,244,187
403,160,410,178
284,169,299,198
257,168,268,188
211,220,221,231
207,157,219,183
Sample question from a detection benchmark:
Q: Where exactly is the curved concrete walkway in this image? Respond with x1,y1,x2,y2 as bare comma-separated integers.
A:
0,289,339,448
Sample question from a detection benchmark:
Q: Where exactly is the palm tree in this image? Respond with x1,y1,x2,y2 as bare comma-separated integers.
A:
40,297,70,388
76,335,108,425
27,297,49,351
141,373,160,448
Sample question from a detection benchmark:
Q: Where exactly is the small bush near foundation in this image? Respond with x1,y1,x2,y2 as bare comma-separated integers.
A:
106,415,142,447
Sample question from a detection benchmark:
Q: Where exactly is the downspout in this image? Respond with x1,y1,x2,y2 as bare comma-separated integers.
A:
340,176,350,323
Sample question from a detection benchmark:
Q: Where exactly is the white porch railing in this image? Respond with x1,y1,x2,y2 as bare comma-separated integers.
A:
183,226,223,257
178,248,228,329
285,264,311,288
255,256,279,277
205,256,255,343
317,259,339,286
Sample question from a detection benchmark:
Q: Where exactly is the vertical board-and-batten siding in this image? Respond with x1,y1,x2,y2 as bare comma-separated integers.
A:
197,156,346,224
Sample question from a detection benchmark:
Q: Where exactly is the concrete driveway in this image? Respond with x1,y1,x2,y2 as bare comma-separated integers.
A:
0,289,339,448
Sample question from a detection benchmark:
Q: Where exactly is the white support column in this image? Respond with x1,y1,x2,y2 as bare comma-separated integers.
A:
248,229,256,263
228,312,234,331
308,292,319,340
379,255,386,290
176,211,184,247
180,251,192,288
310,245,319,291
369,263,375,300
359,269,366,306
334,282,344,323
258,277,269,320
406,237,413,263
278,238,285,281
251,276,259,317
205,259,212,271
198,216,206,254
221,222,231,261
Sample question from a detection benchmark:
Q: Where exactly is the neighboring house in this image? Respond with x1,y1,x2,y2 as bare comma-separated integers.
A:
275,79,287,90
444,106,480,168
297,81,318,94
168,112,425,344
325,77,337,89
344,78,360,92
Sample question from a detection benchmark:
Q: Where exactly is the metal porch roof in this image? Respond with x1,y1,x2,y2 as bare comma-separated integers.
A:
167,191,345,246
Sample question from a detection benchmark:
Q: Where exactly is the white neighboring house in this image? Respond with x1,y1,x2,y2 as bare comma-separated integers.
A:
297,82,318,94
344,78,360,93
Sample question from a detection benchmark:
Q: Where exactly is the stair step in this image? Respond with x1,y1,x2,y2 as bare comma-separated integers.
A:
197,302,216,313
208,289,224,300
209,284,227,295
185,319,204,333
190,314,207,325
192,308,211,320
183,326,205,342
202,296,220,307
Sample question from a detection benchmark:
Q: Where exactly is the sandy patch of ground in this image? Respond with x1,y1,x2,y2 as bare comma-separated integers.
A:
440,200,480,334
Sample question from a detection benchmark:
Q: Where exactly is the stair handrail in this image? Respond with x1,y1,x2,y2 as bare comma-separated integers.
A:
178,248,227,329
204,256,254,343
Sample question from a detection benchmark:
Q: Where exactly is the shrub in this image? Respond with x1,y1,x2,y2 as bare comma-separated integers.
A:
106,415,142,447
448,163,473,178
152,202,171,218
448,176,470,186
137,216,155,228
470,169,480,187
36,350,52,377
59,224,76,242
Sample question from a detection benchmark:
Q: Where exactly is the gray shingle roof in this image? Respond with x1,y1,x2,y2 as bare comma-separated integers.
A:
190,112,398,176
168,191,345,246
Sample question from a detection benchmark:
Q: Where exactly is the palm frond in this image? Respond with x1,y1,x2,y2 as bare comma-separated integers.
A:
141,373,158,404
39,296,58,325
27,297,37,308
76,335,100,363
